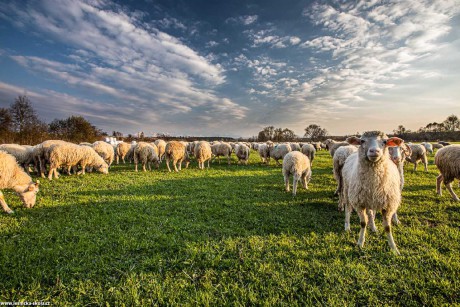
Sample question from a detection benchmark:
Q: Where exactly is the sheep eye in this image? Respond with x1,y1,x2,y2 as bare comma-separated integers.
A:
360,140,365,144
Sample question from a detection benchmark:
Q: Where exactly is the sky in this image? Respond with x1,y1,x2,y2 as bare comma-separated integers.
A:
0,0,459,138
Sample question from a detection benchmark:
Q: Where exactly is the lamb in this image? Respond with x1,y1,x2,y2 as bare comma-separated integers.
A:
48,143,109,180
258,143,270,164
92,141,115,167
194,141,212,169
0,151,40,214
0,144,36,174
421,142,433,155
116,142,131,164
154,139,167,162
340,131,403,254
301,144,316,166
164,141,190,172
133,142,159,172
235,143,250,165
333,145,358,198
435,145,460,201
282,151,312,196
211,142,232,165
268,143,292,166
405,144,428,172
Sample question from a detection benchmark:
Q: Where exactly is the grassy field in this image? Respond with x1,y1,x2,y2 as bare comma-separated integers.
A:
0,149,459,305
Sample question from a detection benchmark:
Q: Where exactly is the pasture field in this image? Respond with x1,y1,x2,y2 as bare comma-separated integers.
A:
1,149,459,305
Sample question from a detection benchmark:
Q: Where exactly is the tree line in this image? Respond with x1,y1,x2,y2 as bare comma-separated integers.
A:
254,124,329,142
0,95,106,144
392,114,460,141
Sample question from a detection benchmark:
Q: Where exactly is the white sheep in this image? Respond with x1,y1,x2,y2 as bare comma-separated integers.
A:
333,145,358,198
116,142,131,164
282,151,311,196
432,143,444,150
258,143,270,164
92,141,115,167
0,144,36,174
268,143,292,166
235,143,250,165
133,142,159,172
341,131,403,254
301,144,316,167
405,144,428,172
435,145,460,201
421,142,433,155
48,144,109,180
154,139,167,162
211,142,232,165
164,141,190,172
0,151,40,214
289,143,301,152
36,140,71,178
194,141,212,169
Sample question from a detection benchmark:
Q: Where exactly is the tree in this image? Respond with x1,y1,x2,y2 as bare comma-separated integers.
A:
9,95,48,144
281,128,296,141
273,127,283,141
263,126,275,140
112,131,123,138
393,125,407,135
257,130,267,142
443,114,459,132
49,115,104,143
304,124,328,141
0,108,13,143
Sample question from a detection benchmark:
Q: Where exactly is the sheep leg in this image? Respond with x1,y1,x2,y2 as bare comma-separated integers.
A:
48,166,55,180
284,173,290,192
334,172,342,196
367,210,377,232
413,162,417,172
344,203,352,231
436,174,443,196
39,158,47,178
392,213,400,225
445,181,460,202
227,155,231,165
382,209,400,255
357,208,368,248
423,155,428,172
166,158,172,172
142,162,147,172
173,160,179,172
207,159,210,169
300,172,308,189
147,161,151,171
116,155,119,164
292,174,300,196
0,191,14,214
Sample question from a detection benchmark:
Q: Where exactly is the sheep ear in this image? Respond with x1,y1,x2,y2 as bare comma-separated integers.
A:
386,137,403,147
346,136,361,145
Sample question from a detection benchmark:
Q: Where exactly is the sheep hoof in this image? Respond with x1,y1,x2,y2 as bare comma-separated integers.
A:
6,210,14,214
391,248,401,256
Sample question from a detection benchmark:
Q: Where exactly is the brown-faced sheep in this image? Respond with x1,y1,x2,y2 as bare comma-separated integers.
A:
0,151,40,214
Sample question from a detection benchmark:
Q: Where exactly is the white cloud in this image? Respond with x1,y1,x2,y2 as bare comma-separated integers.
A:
226,15,259,25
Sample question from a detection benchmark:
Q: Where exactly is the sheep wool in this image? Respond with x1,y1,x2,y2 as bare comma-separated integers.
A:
194,141,212,170
92,141,115,167
406,144,428,172
116,142,131,164
435,145,460,201
301,144,316,167
332,145,358,199
164,141,190,172
235,143,250,165
282,151,311,196
154,139,167,162
211,142,232,165
133,142,159,172
268,143,292,166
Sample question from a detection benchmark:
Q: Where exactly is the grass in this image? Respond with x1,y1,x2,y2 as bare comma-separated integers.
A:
0,149,459,305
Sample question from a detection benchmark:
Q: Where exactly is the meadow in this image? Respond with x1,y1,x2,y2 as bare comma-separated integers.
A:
0,149,459,305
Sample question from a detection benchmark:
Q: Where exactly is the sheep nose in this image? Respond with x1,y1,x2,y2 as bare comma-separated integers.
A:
369,148,381,155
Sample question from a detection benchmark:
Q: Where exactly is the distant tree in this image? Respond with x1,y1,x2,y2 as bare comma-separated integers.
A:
443,114,459,132
112,131,123,138
139,131,145,139
263,126,275,140
393,125,407,135
0,107,13,143
273,127,283,141
282,128,296,141
9,95,48,144
49,115,104,143
304,124,328,141
257,130,267,142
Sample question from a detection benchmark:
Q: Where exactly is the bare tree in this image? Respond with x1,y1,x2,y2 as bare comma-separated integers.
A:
443,114,459,132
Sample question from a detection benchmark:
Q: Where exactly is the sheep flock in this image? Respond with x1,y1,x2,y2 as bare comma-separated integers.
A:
0,136,458,255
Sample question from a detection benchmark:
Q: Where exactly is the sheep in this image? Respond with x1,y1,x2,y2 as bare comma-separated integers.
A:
340,131,403,254
301,144,316,167
435,145,460,201
154,139,167,162
438,141,451,146
211,142,232,165
187,141,199,157
194,141,212,169
133,142,159,172
79,142,92,146
258,143,270,164
405,144,428,172
333,145,358,198
313,142,322,151
116,142,131,164
268,143,292,166
164,141,190,172
289,143,301,152
235,143,250,165
282,151,312,196
0,151,40,214
36,140,72,178
0,144,36,174
420,142,433,155
432,143,444,150
125,144,136,163
92,141,115,167
48,143,109,180
388,143,412,192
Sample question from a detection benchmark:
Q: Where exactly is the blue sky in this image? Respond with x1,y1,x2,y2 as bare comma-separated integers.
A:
1,0,459,137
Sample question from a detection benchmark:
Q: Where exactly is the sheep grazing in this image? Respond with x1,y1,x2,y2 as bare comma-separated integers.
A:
282,151,312,196
211,142,232,165
289,143,301,152
47,143,109,180
194,141,212,170
313,142,322,151
301,144,316,167
187,141,199,157
421,142,433,155
258,143,270,164
438,141,451,146
268,143,292,166
333,145,358,198
341,131,403,255
235,143,250,165
36,140,71,178
164,141,190,172
116,142,131,164
0,144,36,174
154,139,167,162
125,144,136,163
405,144,428,172
432,143,444,150
133,142,159,172
324,139,350,157
435,145,460,201
92,141,115,167
0,151,40,214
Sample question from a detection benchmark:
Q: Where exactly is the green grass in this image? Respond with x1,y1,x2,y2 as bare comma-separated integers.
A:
1,149,459,305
